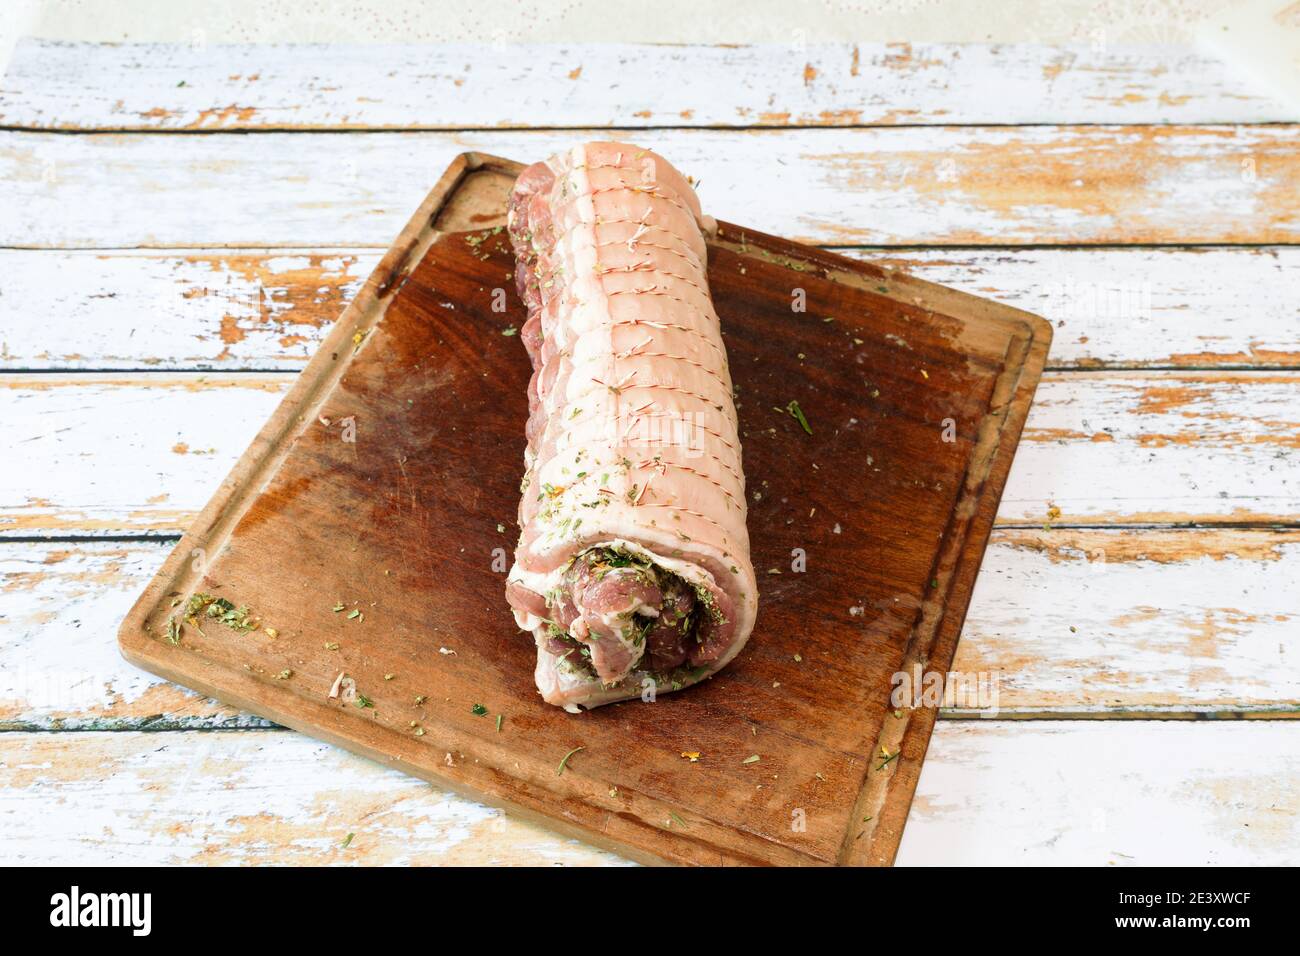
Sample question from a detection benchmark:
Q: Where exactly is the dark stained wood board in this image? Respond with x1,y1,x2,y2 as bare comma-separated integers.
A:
119,152,1051,866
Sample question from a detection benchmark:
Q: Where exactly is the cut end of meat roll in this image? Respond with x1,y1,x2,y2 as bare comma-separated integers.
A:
503,142,759,712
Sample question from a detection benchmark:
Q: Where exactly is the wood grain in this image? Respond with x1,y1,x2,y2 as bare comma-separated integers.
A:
0,39,1286,130
6,371,1298,536
3,247,1297,371
5,126,1296,248
5,532,1297,730
1,722,1293,865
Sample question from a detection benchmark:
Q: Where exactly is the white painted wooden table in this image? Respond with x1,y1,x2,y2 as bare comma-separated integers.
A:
1,39,1297,865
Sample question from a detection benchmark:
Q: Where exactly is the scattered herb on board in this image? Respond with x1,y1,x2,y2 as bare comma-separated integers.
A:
680,751,701,762
414,695,427,705
557,746,584,776
324,642,340,651
668,811,689,829
785,400,812,435
471,703,488,717
346,609,361,621
876,751,900,771
355,694,374,709
276,669,293,680
496,714,504,732
501,326,518,336
341,832,354,849
742,754,761,765
165,617,182,645
332,602,345,613
185,593,257,633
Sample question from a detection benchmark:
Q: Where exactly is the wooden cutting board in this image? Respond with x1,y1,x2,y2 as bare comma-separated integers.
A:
119,152,1050,866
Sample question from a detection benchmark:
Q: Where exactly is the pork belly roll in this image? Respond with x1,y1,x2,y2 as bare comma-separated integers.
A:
504,142,758,712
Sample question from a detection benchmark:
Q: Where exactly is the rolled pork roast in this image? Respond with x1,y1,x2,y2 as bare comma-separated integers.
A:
504,142,759,711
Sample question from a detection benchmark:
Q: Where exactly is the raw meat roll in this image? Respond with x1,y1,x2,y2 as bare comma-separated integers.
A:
504,142,758,711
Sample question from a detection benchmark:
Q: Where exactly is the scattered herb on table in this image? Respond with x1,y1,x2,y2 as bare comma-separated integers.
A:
471,703,488,717
355,694,374,709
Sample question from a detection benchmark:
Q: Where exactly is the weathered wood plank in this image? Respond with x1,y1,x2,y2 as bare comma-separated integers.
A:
952,529,1300,717
0,729,626,865
3,531,1295,729
2,40,1287,131
0,250,371,370
0,722,1293,864
3,372,1297,535
3,247,1297,371
898,721,1300,865
5,127,1296,247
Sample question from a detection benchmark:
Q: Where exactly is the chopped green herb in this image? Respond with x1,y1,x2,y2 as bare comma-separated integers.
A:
184,592,257,632
557,746,584,775
786,400,812,435
742,754,761,765
332,602,345,613
501,326,518,337
496,714,504,732
471,703,488,717
876,751,900,771
341,832,354,848
668,811,689,829
355,694,374,709
347,609,361,620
